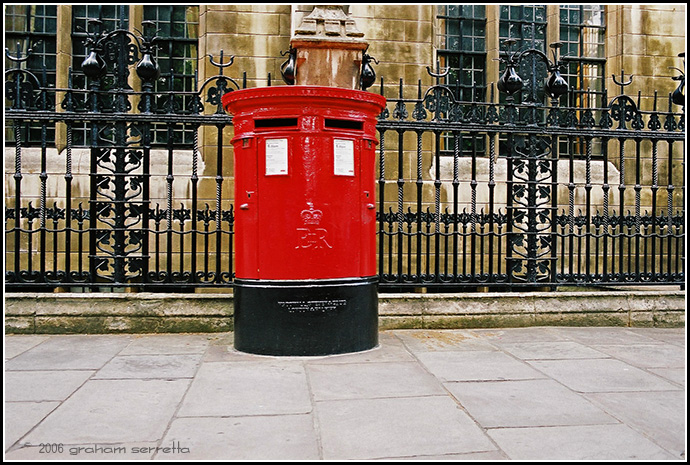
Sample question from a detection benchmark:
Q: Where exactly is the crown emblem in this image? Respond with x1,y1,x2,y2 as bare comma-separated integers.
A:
300,202,323,225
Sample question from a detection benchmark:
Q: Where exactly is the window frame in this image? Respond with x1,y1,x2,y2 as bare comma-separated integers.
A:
143,5,200,148
5,5,58,146
435,6,488,157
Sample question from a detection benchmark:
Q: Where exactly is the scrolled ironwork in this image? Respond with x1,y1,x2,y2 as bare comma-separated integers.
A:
280,47,296,85
496,39,524,97
670,52,685,107
360,50,378,91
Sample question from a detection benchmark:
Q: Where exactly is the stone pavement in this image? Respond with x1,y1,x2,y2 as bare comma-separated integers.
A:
4,327,686,460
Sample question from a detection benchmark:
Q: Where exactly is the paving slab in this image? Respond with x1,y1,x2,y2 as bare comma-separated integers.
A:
585,390,686,459
626,327,686,346
4,335,50,359
306,361,445,401
463,327,565,343
315,396,497,460
156,415,320,460
389,450,508,460
488,424,677,460
488,341,608,360
394,329,499,352
589,343,686,369
177,361,312,417
4,370,95,401
647,367,685,387
19,379,190,444
304,332,417,363
4,401,60,451
120,334,213,355
414,350,547,382
528,358,682,392
445,379,618,428
4,335,131,371
93,354,202,379
202,345,265,362
548,327,664,345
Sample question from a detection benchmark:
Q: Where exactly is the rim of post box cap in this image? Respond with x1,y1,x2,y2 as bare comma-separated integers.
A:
221,85,387,116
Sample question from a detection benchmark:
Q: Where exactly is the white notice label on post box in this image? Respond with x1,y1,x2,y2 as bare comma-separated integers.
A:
333,139,354,176
265,138,288,175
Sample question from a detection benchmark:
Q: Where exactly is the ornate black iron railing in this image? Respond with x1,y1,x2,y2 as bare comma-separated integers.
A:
4,18,685,292
374,44,685,290
5,19,237,290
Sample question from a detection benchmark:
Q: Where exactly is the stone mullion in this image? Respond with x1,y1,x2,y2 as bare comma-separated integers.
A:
55,5,71,152
484,5,501,105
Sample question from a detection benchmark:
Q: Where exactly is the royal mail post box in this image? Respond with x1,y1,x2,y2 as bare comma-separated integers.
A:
222,86,386,356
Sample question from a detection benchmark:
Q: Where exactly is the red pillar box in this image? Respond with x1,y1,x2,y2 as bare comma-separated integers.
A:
223,86,386,355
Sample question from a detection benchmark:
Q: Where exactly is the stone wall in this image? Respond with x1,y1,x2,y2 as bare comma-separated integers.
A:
606,5,686,106
5,289,685,334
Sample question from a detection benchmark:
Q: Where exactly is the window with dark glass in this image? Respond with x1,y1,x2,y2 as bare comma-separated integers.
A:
143,5,199,147
499,5,547,52
559,5,606,157
437,5,486,102
436,5,487,156
5,5,57,145
559,5,605,105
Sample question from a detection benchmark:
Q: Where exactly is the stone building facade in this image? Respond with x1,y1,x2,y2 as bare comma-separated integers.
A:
4,5,686,288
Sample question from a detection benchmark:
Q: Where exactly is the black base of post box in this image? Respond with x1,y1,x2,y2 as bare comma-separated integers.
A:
233,277,378,356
